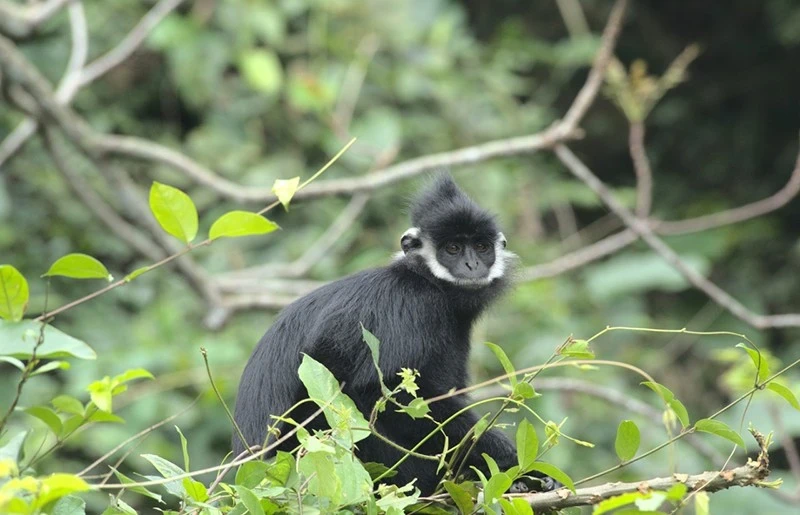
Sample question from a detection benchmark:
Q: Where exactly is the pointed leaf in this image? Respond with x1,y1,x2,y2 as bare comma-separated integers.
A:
482,453,500,477
361,324,383,384
51,395,84,416
499,498,533,515
526,462,575,492
483,472,512,505
767,383,800,411
402,397,429,419
115,368,154,384
444,481,474,515
485,342,517,386
24,406,63,435
235,461,268,488
149,182,198,243
124,266,150,282
182,478,208,502
43,253,112,281
0,356,25,370
736,343,770,382
614,420,640,461
641,381,675,403
694,418,745,447
209,210,279,240
30,360,70,377
512,382,537,400
516,419,539,473
112,469,163,502
560,338,595,359
272,177,300,210
668,398,690,428
0,320,96,360
175,426,189,471
141,454,185,496
0,264,29,321
235,485,265,515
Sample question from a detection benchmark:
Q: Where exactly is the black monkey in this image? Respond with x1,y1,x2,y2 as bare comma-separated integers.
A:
233,174,554,494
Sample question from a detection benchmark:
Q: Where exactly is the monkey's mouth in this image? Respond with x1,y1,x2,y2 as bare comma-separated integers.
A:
450,276,495,288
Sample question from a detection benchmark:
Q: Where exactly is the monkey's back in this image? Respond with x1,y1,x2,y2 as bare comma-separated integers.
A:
232,262,466,455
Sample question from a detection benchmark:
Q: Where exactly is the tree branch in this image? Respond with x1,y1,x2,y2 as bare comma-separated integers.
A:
553,143,800,328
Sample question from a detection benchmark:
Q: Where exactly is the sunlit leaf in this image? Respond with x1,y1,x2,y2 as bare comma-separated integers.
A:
239,49,283,95
526,462,575,492
124,266,150,282
24,406,63,435
0,320,96,360
694,418,745,447
0,264,29,321
32,474,90,510
115,368,154,384
516,419,539,473
30,360,70,377
483,472,512,505
736,343,770,382
402,397,429,419
272,176,300,210
485,342,517,386
499,498,533,515
182,478,208,502
149,182,198,243
560,338,595,359
209,210,279,240
767,383,800,411
615,420,640,461
43,253,112,281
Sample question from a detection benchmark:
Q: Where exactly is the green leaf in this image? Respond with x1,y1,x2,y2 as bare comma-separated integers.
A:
124,266,150,282
483,453,500,477
209,210,279,240
30,360,70,377
615,420,640,461
115,368,154,383
516,419,539,473
0,264,29,321
112,468,163,502
361,324,383,384
297,354,370,445
512,382,537,400
0,320,96,360
402,397,429,419
736,343,770,382
499,498,533,515
0,356,25,370
87,410,124,424
559,338,595,359
31,474,91,510
694,419,745,447
641,381,675,403
182,478,208,502
175,426,190,471
668,398,690,428
485,342,517,386
235,485,266,515
265,451,294,486
239,49,283,95
483,472,512,505
24,405,63,435
87,380,113,412
443,481,474,515
141,454,185,497
236,460,268,488
149,182,198,243
43,253,112,281
767,383,800,411
334,453,373,505
52,495,87,515
526,462,575,492
272,177,300,210
694,490,710,515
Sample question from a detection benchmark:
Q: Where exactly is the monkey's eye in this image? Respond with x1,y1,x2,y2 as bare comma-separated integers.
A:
474,242,490,253
445,243,461,255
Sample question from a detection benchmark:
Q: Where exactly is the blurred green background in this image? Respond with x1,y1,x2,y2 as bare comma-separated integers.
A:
2,0,800,512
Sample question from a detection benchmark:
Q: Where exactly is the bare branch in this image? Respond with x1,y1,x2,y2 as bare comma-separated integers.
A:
629,122,653,217
559,0,628,132
0,0,70,38
654,145,800,235
0,0,185,168
554,143,800,328
78,0,186,86
520,450,770,511
42,127,166,262
519,230,637,281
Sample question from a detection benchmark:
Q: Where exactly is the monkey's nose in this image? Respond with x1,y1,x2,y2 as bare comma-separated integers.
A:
464,261,479,270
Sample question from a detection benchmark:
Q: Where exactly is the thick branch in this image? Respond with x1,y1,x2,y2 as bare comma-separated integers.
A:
521,454,770,511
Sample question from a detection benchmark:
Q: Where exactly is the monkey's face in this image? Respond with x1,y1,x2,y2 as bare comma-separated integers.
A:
401,228,511,288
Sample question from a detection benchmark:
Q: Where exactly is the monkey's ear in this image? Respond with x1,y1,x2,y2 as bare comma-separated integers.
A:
401,227,422,254
498,232,507,249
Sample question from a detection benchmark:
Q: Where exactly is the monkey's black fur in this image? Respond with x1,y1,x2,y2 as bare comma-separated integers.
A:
233,175,546,495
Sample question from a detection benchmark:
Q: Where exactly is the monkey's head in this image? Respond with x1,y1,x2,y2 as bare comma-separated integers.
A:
399,174,513,288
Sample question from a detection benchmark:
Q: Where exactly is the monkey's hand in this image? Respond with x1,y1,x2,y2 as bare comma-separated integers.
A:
508,474,562,494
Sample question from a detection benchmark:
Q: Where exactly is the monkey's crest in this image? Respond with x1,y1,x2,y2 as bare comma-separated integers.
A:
411,173,498,242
